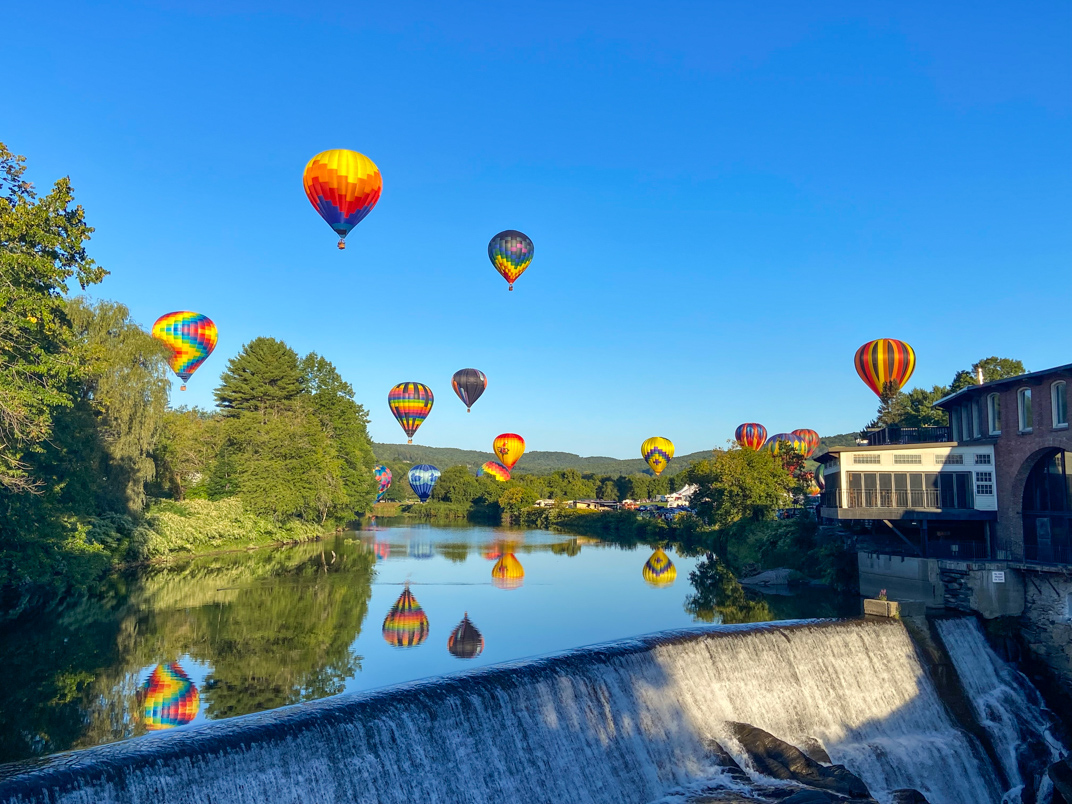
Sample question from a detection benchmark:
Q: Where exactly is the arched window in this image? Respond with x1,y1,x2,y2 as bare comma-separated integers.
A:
1018,388,1033,433
1054,381,1068,429
987,393,1001,435
1022,448,1071,563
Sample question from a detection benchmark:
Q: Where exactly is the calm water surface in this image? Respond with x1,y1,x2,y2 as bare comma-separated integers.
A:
0,522,858,764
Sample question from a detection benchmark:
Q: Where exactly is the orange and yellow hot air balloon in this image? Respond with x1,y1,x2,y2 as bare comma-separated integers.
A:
303,149,382,249
492,553,525,590
854,339,916,398
791,429,820,458
493,433,525,471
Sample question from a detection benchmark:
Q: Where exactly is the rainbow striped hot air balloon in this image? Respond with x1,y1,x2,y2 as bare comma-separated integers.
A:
374,465,392,502
791,429,820,458
735,423,767,451
451,369,487,412
142,662,199,731
382,586,429,648
303,149,382,250
488,230,534,291
389,382,434,444
641,437,674,476
152,312,217,391
854,339,916,398
477,461,511,481
643,548,677,587
492,553,524,590
408,464,441,503
448,614,485,660
493,433,525,471
765,433,807,456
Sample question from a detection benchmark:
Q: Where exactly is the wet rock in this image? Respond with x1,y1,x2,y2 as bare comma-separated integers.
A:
1050,757,1072,803
703,738,751,785
890,791,932,804
727,722,871,799
799,737,832,765
779,793,837,803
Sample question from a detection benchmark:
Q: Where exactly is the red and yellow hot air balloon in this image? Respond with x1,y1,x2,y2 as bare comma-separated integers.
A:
492,553,524,590
641,437,674,476
303,149,382,250
389,382,434,444
493,433,525,471
791,429,820,458
142,662,199,731
152,312,217,391
643,548,677,587
382,586,429,648
734,423,767,451
854,339,916,398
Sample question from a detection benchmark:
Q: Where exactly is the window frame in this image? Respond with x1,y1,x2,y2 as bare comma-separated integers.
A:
1053,381,1068,429
987,393,1001,435
1018,388,1033,434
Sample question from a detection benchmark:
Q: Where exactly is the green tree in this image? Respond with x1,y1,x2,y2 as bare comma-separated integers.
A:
686,448,791,532
498,485,539,515
623,473,652,501
949,356,1026,394
153,408,224,499
597,480,619,501
899,385,950,428
432,465,480,504
215,338,303,419
0,143,107,492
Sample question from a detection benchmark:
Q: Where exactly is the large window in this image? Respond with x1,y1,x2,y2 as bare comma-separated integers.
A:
1054,381,1068,429
988,393,1001,435
844,471,973,509
972,399,982,439
1023,449,1072,563
1019,388,1033,433
961,406,972,441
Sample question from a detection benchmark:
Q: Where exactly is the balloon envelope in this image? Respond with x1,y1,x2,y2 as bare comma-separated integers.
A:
408,464,441,502
448,614,485,659
302,149,382,248
488,230,534,290
477,461,511,481
451,368,487,412
493,433,526,470
492,553,525,589
389,383,434,443
374,465,392,502
791,429,820,458
765,433,807,456
815,463,826,491
152,312,217,390
382,586,429,648
641,437,674,476
142,663,199,730
643,548,677,587
735,423,767,451
854,339,916,398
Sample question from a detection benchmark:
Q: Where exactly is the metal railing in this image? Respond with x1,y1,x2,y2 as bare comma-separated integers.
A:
865,425,952,446
825,488,973,510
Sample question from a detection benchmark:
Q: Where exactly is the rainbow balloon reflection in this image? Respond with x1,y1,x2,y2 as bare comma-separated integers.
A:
142,662,199,730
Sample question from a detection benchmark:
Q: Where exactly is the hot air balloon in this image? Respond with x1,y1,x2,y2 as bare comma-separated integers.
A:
448,613,485,659
302,149,382,250
734,423,767,451
791,429,820,458
382,586,429,648
389,382,434,444
407,464,440,503
807,484,821,497
477,461,511,481
493,433,525,471
815,463,826,491
451,369,487,412
374,465,392,502
142,663,199,730
488,230,534,291
152,312,217,391
641,437,674,476
854,339,916,398
492,553,524,590
643,548,677,587
765,433,807,456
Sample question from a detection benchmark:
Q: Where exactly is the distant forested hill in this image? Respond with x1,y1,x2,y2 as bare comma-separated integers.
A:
815,432,859,456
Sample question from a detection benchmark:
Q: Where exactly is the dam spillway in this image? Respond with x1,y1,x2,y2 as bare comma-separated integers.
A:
0,618,1061,804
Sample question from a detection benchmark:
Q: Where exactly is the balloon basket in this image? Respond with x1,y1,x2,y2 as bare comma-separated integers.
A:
408,439,413,444
508,284,513,291
337,239,346,250
180,385,187,391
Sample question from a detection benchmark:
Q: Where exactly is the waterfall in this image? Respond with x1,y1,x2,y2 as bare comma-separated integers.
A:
0,619,1027,804
935,617,1065,803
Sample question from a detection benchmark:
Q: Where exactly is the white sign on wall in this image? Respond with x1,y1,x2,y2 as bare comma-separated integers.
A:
992,571,1006,584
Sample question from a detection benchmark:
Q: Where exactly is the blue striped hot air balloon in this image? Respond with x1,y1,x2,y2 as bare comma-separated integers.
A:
408,464,441,503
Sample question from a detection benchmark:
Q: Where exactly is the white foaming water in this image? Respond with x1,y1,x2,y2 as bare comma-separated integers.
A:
935,617,1065,804
0,619,1027,804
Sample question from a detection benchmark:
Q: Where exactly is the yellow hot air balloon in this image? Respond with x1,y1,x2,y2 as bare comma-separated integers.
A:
643,548,677,587
492,553,525,590
641,437,674,476
493,433,525,471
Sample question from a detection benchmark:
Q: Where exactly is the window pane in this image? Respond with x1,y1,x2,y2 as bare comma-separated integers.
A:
940,474,955,507
955,473,972,508
1055,382,1068,426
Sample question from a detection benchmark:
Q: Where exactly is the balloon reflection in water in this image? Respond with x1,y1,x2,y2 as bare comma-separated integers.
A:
408,541,433,560
447,614,485,659
642,548,677,587
382,586,429,648
491,553,525,590
142,662,199,730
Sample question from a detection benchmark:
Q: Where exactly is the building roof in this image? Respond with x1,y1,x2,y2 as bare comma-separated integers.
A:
815,440,996,462
934,362,1072,409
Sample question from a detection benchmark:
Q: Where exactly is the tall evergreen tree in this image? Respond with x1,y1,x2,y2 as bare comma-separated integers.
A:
215,338,303,419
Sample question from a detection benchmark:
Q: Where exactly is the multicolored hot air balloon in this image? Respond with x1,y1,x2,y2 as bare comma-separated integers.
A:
142,662,199,731
735,423,767,451
408,464,441,503
854,339,916,398
451,369,487,413
765,433,807,456
791,429,820,458
815,463,826,491
492,553,524,590
448,614,485,659
303,149,382,250
643,548,677,587
152,312,217,391
477,461,511,481
382,586,429,648
493,433,525,471
374,465,392,502
488,230,534,291
641,437,674,476
389,382,434,444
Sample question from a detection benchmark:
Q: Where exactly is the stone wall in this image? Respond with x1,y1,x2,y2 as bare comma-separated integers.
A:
1022,569,1072,687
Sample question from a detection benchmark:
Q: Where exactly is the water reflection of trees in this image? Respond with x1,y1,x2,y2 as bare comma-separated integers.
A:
684,555,773,625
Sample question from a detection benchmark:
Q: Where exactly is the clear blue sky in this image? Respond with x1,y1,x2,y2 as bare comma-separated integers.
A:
7,1,1070,458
